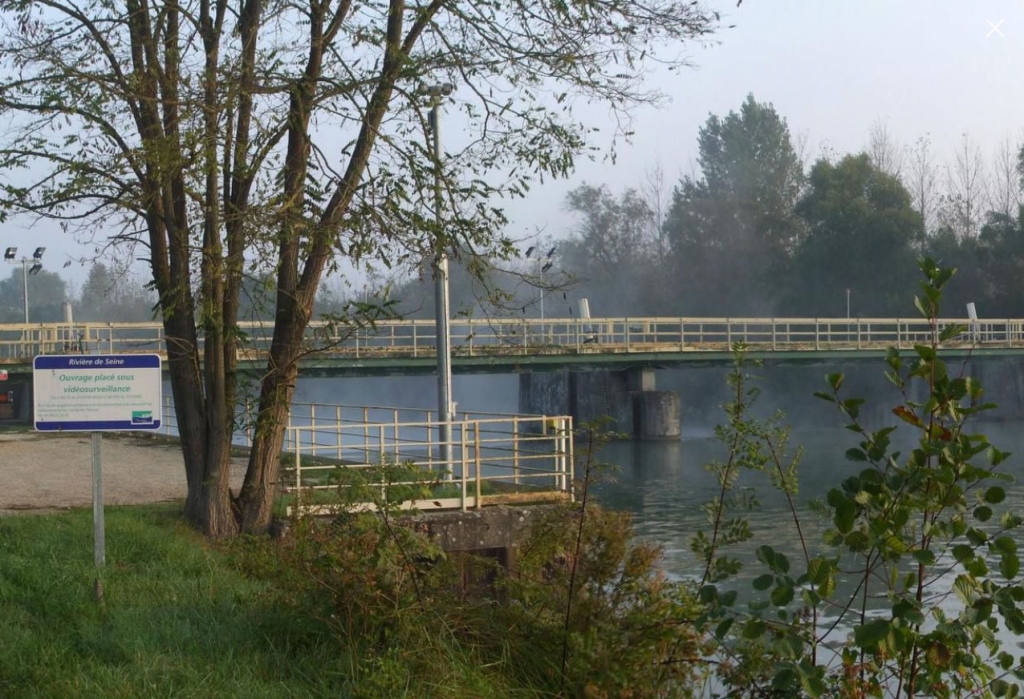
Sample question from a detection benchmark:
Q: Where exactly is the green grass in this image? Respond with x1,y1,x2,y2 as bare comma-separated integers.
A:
0,505,345,698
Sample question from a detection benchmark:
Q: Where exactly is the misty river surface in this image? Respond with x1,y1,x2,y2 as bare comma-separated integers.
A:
592,423,1024,587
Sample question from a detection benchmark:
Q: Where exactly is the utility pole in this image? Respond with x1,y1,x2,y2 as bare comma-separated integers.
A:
424,84,455,469
4,247,45,323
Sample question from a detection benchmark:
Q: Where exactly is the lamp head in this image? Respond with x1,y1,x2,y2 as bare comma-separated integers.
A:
4,247,15,261
32,247,45,260
28,262,42,276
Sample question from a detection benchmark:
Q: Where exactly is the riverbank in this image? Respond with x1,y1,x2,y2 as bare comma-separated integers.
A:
0,431,246,514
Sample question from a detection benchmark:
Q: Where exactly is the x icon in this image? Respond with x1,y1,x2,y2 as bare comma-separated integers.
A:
987,19,1005,37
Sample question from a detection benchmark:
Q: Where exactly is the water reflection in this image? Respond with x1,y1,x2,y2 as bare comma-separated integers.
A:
593,424,1024,583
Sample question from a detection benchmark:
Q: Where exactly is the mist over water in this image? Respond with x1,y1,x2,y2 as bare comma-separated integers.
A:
293,374,519,415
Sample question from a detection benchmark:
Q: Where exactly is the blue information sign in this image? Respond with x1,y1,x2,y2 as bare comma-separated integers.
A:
33,354,163,431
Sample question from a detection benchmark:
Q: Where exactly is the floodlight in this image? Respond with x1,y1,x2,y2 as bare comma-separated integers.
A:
28,262,42,276
3,247,15,260
32,247,45,259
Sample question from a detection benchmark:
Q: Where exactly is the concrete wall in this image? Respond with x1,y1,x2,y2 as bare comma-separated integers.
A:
519,369,681,440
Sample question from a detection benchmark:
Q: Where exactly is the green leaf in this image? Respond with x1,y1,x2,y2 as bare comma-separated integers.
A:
1001,552,1021,580
984,486,1007,504
714,617,734,640
853,618,890,649
771,582,794,607
912,549,936,566
974,505,993,522
952,544,973,562
742,618,766,640
826,373,844,391
939,323,967,342
845,448,867,462
913,344,936,361
752,574,774,591
993,535,1018,555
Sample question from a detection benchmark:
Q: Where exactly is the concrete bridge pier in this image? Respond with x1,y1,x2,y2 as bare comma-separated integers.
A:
519,368,680,440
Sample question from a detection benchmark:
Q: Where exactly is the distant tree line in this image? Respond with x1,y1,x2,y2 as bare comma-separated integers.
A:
392,94,1024,321
556,95,1024,319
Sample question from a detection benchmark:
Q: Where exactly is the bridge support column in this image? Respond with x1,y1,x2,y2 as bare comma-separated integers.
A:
519,368,680,440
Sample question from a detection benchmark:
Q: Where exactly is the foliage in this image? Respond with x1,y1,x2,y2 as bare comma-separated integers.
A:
77,262,154,322
785,153,923,316
559,183,661,315
0,266,67,322
664,94,806,315
695,258,1024,698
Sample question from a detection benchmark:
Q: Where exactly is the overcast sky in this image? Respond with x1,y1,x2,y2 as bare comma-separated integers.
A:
505,0,1024,243
4,0,1024,291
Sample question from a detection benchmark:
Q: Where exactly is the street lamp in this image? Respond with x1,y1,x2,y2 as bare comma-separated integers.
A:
526,245,556,319
423,82,455,469
4,247,45,322
846,288,851,319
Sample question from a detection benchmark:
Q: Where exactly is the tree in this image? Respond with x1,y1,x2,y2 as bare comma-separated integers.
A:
663,94,805,315
906,134,938,236
786,154,922,316
990,132,1023,220
559,184,657,315
976,208,1024,316
866,117,904,179
939,132,988,239
78,263,154,322
0,267,67,323
0,1,719,535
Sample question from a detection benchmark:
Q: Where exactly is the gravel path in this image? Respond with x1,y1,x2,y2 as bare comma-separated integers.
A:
0,432,247,514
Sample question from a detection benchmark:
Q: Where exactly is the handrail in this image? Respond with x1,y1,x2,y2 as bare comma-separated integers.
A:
282,414,575,514
1,316,1019,361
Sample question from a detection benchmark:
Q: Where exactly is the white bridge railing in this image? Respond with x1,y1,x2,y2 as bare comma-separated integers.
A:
1,316,1021,361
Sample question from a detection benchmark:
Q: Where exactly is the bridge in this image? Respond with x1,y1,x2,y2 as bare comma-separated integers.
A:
5,316,1021,440
1,316,1021,376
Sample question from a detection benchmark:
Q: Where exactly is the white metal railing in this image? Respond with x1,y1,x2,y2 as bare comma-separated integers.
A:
157,397,533,449
2,317,1021,361
282,414,574,514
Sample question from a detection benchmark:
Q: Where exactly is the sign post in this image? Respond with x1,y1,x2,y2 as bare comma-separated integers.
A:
33,354,162,573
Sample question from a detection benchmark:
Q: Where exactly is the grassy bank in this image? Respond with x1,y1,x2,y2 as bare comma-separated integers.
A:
0,501,700,698
0,505,344,698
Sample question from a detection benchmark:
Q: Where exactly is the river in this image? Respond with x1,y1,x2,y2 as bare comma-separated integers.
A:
591,422,1024,582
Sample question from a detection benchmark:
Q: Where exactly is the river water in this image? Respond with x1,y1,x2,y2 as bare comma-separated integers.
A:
591,422,1024,582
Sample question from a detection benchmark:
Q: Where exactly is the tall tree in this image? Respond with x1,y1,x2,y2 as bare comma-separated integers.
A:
907,134,938,235
0,0,719,535
78,262,154,322
663,94,805,315
560,183,657,315
866,117,904,179
786,154,923,316
990,133,1023,219
939,132,988,239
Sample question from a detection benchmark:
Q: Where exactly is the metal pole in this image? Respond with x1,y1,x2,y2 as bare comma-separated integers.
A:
539,263,545,320
22,259,28,323
430,92,454,472
846,288,850,319
92,432,105,567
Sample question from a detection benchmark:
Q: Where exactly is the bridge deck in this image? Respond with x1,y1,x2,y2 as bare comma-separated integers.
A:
2,317,1020,375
